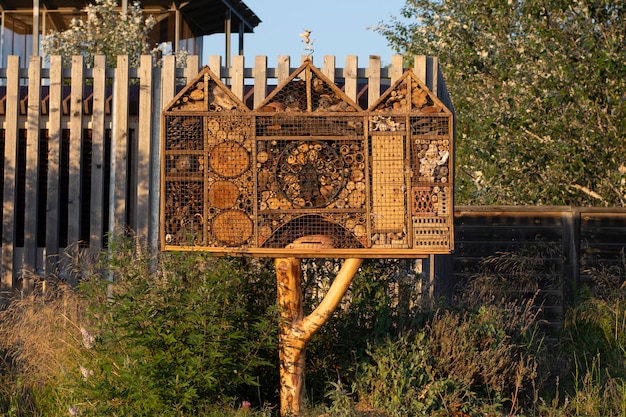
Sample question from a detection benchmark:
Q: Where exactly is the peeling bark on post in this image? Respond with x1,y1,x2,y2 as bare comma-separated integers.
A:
275,256,363,416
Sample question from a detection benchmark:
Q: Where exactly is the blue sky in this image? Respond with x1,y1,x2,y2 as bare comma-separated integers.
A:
202,0,407,68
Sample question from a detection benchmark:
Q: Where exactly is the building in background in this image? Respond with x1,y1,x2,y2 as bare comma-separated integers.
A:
0,0,260,66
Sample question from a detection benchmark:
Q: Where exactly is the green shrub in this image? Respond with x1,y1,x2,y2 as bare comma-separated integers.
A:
0,238,278,416
303,258,425,404
355,300,544,417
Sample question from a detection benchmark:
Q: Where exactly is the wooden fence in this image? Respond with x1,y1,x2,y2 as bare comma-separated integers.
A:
0,54,453,298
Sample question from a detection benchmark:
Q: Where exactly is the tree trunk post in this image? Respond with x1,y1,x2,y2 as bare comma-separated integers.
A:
276,257,306,416
275,255,363,416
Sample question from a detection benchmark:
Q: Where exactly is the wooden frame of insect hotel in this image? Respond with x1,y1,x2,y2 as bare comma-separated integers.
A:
161,59,454,257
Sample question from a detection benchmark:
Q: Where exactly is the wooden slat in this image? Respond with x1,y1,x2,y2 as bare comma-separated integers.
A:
253,55,267,109
158,56,176,247
185,55,200,82
277,55,290,84
1,56,19,298
428,56,438,95
207,55,220,79
161,55,176,105
413,55,427,85
45,55,62,274
67,55,84,250
231,55,245,100
367,56,381,108
322,55,335,83
344,56,357,102
23,56,42,283
390,55,403,85
89,55,106,249
148,58,162,250
110,55,129,233
135,55,152,244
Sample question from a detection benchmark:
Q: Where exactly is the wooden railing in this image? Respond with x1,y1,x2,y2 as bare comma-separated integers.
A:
0,54,452,297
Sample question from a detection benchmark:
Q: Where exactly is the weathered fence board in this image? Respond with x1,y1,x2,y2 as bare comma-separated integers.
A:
68,56,84,248
24,56,41,287
46,55,62,273
2,56,19,293
89,55,107,250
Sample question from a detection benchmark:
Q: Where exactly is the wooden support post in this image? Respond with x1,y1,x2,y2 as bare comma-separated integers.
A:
275,255,363,416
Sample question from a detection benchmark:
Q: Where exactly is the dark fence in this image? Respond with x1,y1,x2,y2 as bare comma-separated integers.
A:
433,206,626,328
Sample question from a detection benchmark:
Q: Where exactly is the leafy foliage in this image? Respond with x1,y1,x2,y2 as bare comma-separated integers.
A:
356,303,544,417
302,259,425,403
3,246,626,416
0,240,278,416
40,0,187,67
375,0,626,206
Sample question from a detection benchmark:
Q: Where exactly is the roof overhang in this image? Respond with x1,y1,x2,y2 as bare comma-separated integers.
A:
0,0,261,37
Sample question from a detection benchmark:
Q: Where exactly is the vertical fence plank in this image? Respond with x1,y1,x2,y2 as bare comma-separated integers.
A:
148,59,162,250
427,56,438,94
562,209,581,308
161,55,176,107
277,55,290,84
344,56,357,103
208,55,221,79
89,55,106,249
1,56,20,299
253,55,267,109
158,56,176,247
23,56,42,284
322,55,335,83
110,55,129,234
367,56,381,108
413,55,427,85
390,55,404,85
67,55,84,258
136,55,152,245
46,55,62,275
185,55,199,82
231,55,245,101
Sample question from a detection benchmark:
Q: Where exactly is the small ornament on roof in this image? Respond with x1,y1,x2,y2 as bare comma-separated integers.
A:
299,29,315,56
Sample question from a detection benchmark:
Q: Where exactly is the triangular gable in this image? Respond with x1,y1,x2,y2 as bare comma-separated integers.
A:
368,69,451,114
163,66,248,112
254,59,361,113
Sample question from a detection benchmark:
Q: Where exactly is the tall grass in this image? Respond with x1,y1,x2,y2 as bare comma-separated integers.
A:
1,240,625,416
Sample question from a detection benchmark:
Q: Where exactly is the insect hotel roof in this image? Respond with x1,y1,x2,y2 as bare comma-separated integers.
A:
161,59,454,258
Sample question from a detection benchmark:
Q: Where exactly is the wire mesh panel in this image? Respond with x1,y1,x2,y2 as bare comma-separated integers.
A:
161,62,454,257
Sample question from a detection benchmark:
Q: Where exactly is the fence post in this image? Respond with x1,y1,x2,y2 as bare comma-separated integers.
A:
89,55,107,250
230,55,245,100
46,55,63,276
1,56,20,301
110,55,129,235
562,208,581,308
67,55,84,258
135,55,153,246
344,56,357,103
23,56,42,289
367,55,381,106
253,55,267,109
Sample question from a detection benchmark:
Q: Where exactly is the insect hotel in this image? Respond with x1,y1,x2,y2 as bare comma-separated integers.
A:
161,58,454,257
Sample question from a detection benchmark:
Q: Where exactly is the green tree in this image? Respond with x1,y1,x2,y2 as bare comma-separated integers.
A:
376,0,626,206
41,0,185,67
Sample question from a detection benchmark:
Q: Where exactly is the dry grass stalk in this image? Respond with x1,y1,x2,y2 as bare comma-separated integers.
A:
0,276,92,388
